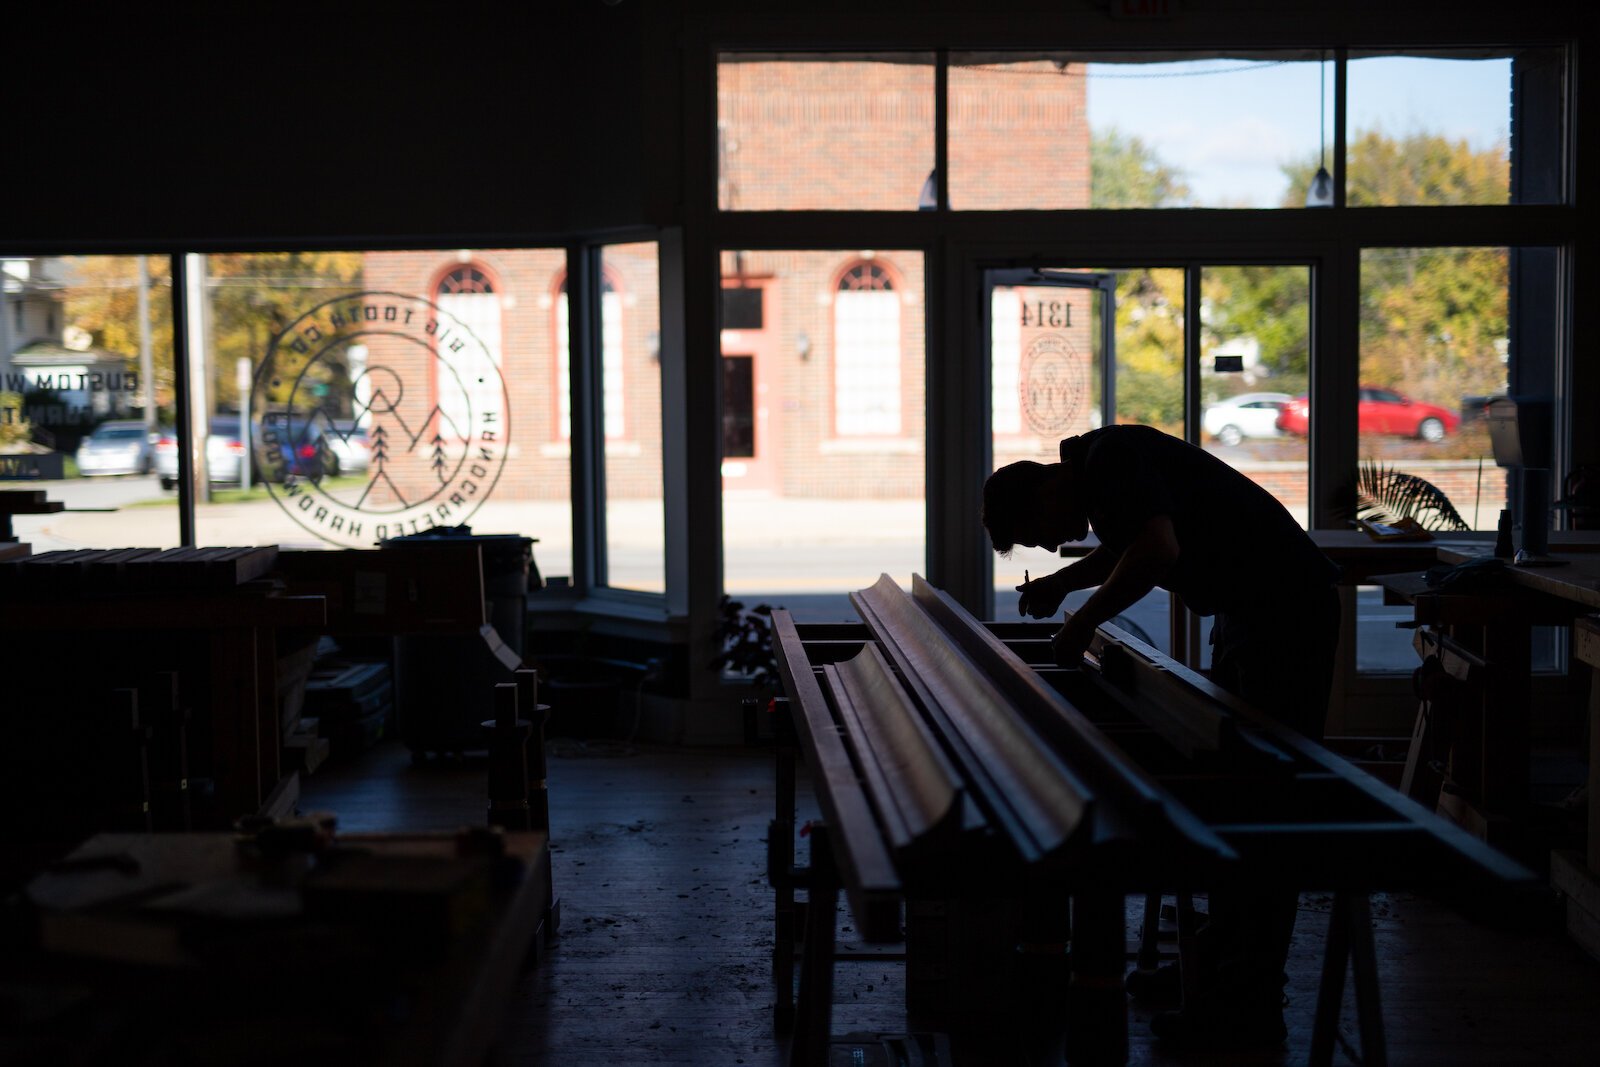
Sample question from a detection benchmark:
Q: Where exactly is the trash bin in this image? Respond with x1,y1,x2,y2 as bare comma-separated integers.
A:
383,526,540,756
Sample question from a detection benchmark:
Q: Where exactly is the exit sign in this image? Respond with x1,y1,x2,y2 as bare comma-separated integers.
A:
1109,0,1178,18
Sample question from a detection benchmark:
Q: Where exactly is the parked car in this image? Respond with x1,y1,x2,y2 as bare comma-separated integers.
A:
327,418,371,474
75,420,161,476
1276,386,1461,442
154,416,248,489
1202,392,1292,447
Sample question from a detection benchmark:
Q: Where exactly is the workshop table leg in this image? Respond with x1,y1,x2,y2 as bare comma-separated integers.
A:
771,697,797,1034
791,822,838,1067
210,626,264,823
1481,618,1532,818
1065,888,1128,1066
1136,893,1161,971
1311,890,1387,1067
1176,892,1201,1009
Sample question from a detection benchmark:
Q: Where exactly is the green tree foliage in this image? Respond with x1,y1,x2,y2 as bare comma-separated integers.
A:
1112,268,1186,433
1100,127,1507,431
1280,131,1511,413
1203,265,1311,385
1088,130,1190,430
203,253,364,413
60,256,175,416
60,253,363,419
1283,129,1510,208
0,391,30,448
1091,129,1191,209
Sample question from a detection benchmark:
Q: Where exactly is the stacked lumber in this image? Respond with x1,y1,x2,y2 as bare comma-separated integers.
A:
0,546,280,597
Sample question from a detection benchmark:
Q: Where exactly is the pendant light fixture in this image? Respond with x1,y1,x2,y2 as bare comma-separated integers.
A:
1306,50,1335,207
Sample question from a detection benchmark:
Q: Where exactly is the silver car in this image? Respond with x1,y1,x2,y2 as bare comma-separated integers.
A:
76,420,159,477
327,418,371,474
155,416,248,490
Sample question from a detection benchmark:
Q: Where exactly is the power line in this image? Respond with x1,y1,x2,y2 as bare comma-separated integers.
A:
958,60,1296,80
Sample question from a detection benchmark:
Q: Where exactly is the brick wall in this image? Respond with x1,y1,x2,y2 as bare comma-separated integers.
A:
1242,461,1506,529
359,247,662,502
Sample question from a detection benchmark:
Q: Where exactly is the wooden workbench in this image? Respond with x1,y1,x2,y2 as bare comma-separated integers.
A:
6,827,554,1066
772,575,1534,1067
1368,541,1600,962
0,549,327,850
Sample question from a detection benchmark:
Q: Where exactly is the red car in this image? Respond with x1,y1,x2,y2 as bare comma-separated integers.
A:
1276,386,1460,443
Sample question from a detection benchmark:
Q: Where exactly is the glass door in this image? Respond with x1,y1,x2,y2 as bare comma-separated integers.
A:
985,265,1176,650
984,261,1312,661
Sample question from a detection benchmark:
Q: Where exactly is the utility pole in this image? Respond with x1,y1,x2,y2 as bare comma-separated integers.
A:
137,255,154,435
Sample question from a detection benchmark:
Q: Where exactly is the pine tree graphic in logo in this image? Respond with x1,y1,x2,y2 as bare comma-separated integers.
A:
251,293,509,547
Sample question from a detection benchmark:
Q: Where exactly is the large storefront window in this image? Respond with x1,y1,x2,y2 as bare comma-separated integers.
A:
2,254,177,548
1346,54,1516,207
1356,246,1509,532
160,250,574,581
952,52,1323,210
7,254,588,556
721,249,926,621
1201,265,1312,526
598,242,665,594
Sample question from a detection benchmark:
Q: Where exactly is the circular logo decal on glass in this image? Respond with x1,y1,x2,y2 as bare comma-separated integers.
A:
250,292,508,547
1019,333,1088,437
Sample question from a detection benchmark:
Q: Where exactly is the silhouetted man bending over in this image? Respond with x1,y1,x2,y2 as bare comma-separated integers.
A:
982,424,1340,1049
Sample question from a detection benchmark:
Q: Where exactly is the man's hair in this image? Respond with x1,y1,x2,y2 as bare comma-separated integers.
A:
981,460,1053,556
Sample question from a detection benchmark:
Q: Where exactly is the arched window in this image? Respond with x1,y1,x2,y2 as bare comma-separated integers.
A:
434,265,502,440
555,275,624,440
833,261,902,436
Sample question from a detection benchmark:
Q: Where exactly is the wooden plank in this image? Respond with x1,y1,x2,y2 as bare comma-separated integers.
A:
911,576,1235,866
274,545,486,634
0,593,325,630
1078,626,1234,758
824,643,962,866
852,575,1089,863
771,609,902,940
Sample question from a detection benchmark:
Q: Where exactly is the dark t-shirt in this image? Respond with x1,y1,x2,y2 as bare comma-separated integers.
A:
1061,425,1337,616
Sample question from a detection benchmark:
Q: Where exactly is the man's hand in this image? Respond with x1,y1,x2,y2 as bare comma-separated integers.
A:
1017,570,1069,619
1051,614,1095,669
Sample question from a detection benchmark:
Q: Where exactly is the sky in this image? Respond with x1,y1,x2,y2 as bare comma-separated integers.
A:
1086,56,1514,207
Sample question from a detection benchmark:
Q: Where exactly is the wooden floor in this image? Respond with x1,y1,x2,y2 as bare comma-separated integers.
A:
304,739,1600,1066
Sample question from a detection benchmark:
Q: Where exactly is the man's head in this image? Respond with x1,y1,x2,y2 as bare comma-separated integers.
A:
982,459,1088,556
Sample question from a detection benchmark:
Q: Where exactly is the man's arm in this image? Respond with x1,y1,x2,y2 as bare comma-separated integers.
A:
1017,546,1118,618
1053,514,1180,665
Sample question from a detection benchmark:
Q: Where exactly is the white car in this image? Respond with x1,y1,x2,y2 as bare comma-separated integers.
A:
154,415,248,489
75,420,158,476
1203,392,1293,447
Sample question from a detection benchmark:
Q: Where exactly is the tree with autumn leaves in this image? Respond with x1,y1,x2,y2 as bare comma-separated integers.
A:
1095,128,1510,437
57,252,363,421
